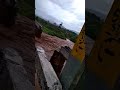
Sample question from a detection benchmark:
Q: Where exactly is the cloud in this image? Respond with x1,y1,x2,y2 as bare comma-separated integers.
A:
35,0,85,33
35,0,114,33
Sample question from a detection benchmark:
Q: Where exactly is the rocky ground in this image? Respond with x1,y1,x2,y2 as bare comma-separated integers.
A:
0,15,37,89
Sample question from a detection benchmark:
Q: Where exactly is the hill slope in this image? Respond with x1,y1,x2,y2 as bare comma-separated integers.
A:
36,16,78,43
35,33,74,60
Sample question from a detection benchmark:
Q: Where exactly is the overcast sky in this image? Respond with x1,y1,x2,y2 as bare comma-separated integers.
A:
35,0,114,33
35,0,85,33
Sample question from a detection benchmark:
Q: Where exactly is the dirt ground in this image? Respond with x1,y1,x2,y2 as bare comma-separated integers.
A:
35,32,74,61
35,32,95,61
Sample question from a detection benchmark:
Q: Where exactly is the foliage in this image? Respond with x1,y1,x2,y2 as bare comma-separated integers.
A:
36,16,78,43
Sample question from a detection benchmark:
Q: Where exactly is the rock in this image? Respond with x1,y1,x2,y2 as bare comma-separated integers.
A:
0,49,14,90
35,21,43,38
0,15,36,86
3,48,34,90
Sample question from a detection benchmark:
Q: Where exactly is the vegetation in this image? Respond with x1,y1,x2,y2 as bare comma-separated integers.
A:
16,1,104,41
85,10,104,40
36,16,78,43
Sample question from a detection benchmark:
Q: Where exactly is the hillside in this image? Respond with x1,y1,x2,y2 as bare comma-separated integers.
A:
35,16,78,43
35,33,74,60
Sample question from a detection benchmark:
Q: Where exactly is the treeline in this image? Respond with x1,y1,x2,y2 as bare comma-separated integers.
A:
36,16,78,43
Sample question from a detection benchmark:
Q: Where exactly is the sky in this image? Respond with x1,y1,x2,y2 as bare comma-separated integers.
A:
35,0,85,33
35,0,114,33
